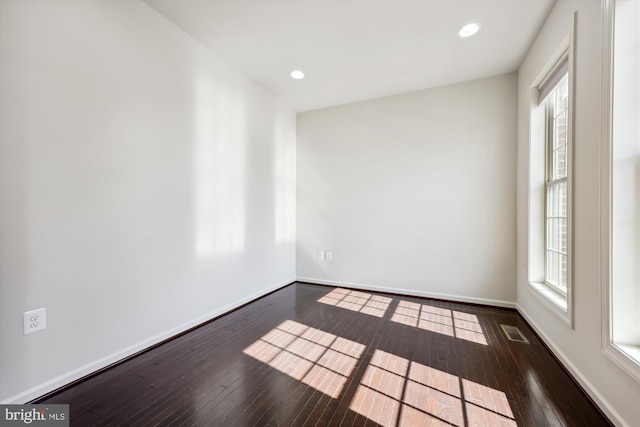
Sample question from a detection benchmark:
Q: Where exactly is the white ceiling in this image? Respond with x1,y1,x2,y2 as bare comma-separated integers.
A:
145,0,554,112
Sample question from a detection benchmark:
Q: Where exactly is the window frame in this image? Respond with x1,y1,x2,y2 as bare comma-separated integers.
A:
600,0,640,383
527,13,576,327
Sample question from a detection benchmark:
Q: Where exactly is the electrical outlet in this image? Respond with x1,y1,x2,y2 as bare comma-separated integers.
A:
318,250,326,260
326,251,333,260
23,308,46,335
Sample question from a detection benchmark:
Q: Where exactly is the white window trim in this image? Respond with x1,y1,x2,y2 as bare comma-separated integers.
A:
600,0,640,383
527,13,576,328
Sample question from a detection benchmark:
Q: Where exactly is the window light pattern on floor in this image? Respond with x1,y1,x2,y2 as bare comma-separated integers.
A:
318,288,392,318
350,350,516,427
243,320,365,398
391,301,488,345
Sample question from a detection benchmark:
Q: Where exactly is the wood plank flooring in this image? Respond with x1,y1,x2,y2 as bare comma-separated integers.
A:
39,283,611,426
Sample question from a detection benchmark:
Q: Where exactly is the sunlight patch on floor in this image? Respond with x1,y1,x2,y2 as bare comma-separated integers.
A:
318,288,392,318
350,350,515,427
391,301,488,345
243,319,365,398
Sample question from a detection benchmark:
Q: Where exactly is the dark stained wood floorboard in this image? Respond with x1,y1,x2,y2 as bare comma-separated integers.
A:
226,293,341,426
248,313,338,426
483,313,536,425
481,310,549,426
301,301,389,427
39,282,612,426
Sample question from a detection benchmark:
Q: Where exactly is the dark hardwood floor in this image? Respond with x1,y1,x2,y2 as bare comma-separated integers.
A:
39,283,611,426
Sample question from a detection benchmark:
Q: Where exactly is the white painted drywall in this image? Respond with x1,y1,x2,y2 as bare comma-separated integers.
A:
0,0,296,403
516,1,640,426
297,73,517,307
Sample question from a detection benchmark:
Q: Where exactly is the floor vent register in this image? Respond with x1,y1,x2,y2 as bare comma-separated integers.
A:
500,324,529,343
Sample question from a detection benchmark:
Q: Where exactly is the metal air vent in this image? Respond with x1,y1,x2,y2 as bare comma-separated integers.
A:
500,324,529,343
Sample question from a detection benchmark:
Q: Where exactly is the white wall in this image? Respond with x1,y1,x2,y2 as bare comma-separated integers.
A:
0,0,296,403
516,1,640,426
297,74,517,307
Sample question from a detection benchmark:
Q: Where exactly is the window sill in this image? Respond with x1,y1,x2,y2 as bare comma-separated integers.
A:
528,281,573,327
603,342,640,383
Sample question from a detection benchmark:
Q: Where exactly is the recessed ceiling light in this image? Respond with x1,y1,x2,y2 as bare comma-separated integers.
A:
290,70,305,79
459,23,480,38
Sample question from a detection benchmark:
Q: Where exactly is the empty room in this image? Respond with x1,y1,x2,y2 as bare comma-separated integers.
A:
0,0,639,426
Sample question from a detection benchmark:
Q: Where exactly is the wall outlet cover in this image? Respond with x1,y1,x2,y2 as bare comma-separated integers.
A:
23,308,46,335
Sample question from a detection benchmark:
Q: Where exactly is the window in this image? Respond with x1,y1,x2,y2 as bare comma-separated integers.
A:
527,16,575,326
544,72,569,294
602,0,640,382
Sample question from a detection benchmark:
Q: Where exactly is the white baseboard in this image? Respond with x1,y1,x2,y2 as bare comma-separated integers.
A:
1,279,294,405
297,277,516,309
516,304,628,427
